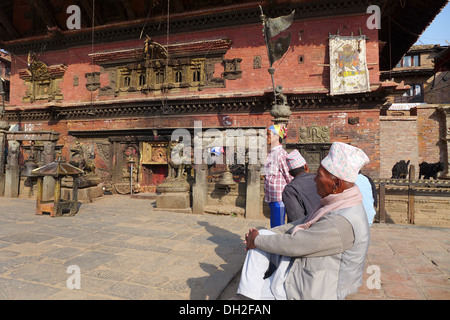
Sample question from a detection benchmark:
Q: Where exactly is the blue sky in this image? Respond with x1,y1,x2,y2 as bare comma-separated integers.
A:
415,1,450,46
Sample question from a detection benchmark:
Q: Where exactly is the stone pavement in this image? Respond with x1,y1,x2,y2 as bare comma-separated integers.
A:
347,223,450,300
0,195,449,300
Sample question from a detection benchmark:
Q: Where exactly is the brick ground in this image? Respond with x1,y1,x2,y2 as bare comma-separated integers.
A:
0,195,448,300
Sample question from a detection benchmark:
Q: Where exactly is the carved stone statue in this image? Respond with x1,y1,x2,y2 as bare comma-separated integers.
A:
7,140,19,166
156,140,190,193
167,140,188,180
69,142,86,170
270,85,291,123
274,85,287,106
65,142,99,188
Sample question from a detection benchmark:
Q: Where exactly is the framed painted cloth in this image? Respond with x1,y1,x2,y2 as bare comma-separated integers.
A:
329,35,370,95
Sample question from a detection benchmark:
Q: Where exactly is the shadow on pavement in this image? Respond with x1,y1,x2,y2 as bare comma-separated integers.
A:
187,221,245,300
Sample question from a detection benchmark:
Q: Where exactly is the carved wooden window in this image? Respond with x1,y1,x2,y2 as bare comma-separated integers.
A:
223,58,242,80
36,81,51,100
123,76,131,87
193,70,201,83
139,74,146,86
18,52,67,103
155,70,165,84
92,39,233,96
175,70,183,83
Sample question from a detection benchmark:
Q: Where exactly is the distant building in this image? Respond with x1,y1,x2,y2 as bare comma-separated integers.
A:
381,44,449,104
432,45,450,104
379,43,450,179
0,50,10,103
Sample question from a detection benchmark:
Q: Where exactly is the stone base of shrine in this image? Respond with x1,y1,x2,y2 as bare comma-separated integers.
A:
156,192,191,210
61,183,104,203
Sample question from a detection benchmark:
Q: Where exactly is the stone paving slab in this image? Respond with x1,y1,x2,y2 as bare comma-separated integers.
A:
0,195,268,300
0,195,449,300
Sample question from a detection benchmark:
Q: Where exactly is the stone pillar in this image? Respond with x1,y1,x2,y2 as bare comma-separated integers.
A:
439,105,450,179
0,126,8,196
4,140,20,198
192,163,207,215
42,141,56,201
245,163,262,219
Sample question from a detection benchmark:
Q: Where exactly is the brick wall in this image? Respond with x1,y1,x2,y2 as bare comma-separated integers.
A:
7,11,383,185
8,13,379,107
380,116,419,179
288,109,380,177
416,105,446,164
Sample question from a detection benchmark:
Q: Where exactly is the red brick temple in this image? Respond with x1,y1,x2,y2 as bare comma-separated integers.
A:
0,0,447,200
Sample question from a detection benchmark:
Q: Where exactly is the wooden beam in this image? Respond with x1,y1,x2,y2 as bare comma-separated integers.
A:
120,0,136,20
407,165,415,224
379,183,385,223
78,0,105,26
0,9,20,39
29,0,59,28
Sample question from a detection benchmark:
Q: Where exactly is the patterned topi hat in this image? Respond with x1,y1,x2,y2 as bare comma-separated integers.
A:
320,142,369,183
286,149,307,171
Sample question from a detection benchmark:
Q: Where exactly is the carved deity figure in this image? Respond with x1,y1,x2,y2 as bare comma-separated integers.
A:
167,140,188,180
7,140,19,166
69,142,86,170
274,85,287,106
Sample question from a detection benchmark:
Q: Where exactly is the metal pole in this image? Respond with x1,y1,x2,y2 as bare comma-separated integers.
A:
259,5,277,105
130,161,133,196
408,165,415,224
379,183,385,223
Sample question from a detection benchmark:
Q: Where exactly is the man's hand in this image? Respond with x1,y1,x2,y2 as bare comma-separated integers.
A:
244,228,259,251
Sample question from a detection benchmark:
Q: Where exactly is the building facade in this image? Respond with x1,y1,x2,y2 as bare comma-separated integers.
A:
0,0,447,215
381,44,450,105
0,50,10,105
379,43,450,179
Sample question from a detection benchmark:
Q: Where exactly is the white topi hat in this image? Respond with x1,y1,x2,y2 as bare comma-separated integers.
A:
321,142,369,183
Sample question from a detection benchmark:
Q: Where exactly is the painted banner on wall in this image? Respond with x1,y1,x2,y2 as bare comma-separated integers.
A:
329,35,370,95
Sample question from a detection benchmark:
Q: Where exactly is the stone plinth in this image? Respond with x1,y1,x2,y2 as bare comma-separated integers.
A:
4,164,20,198
62,183,104,203
156,192,190,210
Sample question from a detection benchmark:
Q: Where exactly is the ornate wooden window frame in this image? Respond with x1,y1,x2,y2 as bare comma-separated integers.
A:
90,39,234,97
18,52,67,103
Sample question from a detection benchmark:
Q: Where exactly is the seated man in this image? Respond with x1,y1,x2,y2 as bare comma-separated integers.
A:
282,149,321,222
234,142,370,300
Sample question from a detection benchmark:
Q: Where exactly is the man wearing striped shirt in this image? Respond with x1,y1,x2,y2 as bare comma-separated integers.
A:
264,125,293,227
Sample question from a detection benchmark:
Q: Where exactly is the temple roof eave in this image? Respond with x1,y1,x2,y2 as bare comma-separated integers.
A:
3,86,392,123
